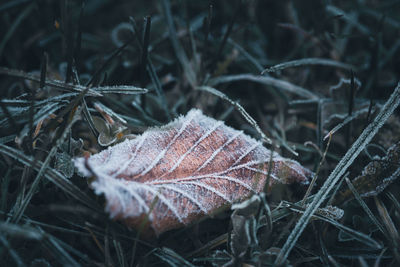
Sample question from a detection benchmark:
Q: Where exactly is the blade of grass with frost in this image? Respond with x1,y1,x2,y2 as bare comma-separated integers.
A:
387,192,400,214
0,144,101,212
186,233,229,258
319,235,331,266
154,247,196,267
196,85,272,144
290,142,341,161
227,38,264,72
7,119,84,220
317,99,325,149
94,103,149,130
327,173,346,206
0,102,59,124
44,85,95,133
161,0,197,87
0,67,102,97
34,212,146,243
274,82,400,265
261,58,354,74
35,226,79,266
327,221,382,251
283,202,381,249
31,102,63,123
82,98,98,138
271,195,317,223
323,106,378,140
94,102,127,124
268,126,298,156
1,92,77,107
330,249,389,260
92,85,148,95
0,135,15,144
208,74,319,100
375,198,400,244
2,102,63,131
102,95,141,118
345,177,386,235
147,54,171,121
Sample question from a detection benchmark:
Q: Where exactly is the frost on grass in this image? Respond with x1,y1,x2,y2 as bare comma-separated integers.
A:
333,141,400,205
75,109,312,236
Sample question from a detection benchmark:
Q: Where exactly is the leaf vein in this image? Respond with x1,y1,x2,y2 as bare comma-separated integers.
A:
155,184,208,213
232,142,261,167
168,121,223,173
112,132,149,177
179,181,231,202
196,130,243,172
141,113,196,176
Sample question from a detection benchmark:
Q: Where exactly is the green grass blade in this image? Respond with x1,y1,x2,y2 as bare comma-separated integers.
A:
345,177,386,235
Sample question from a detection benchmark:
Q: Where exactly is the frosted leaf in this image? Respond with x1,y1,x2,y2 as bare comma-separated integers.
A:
74,109,312,236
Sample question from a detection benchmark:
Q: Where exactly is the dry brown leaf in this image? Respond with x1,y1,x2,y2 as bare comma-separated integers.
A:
75,109,312,236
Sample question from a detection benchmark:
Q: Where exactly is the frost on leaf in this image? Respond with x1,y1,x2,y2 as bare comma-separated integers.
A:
74,109,312,236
